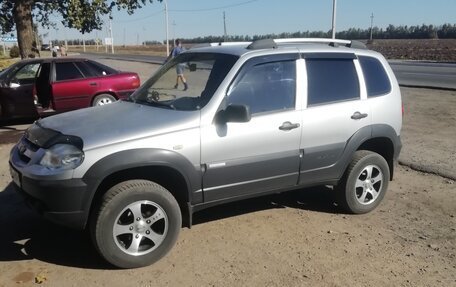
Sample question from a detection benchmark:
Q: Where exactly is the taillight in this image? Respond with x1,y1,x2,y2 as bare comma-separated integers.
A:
132,76,140,88
402,104,405,116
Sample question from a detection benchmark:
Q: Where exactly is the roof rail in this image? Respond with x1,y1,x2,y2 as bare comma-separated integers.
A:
247,38,367,50
190,41,251,50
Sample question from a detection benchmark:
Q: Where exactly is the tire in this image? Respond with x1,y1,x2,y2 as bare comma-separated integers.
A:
92,94,116,106
337,150,390,214
91,180,181,268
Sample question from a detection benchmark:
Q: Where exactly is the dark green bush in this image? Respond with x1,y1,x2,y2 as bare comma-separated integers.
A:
9,45,20,58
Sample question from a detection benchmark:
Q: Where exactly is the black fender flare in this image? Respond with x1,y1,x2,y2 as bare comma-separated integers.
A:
81,148,201,211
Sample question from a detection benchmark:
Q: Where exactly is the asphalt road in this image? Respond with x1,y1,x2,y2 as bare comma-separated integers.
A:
389,60,456,90
82,52,456,90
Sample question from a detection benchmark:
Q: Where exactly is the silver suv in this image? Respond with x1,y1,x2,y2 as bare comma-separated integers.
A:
10,38,402,268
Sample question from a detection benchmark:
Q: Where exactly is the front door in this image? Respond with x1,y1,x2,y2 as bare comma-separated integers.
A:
0,62,40,118
201,55,302,202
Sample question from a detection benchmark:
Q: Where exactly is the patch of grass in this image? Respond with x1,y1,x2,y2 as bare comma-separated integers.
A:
0,59,17,70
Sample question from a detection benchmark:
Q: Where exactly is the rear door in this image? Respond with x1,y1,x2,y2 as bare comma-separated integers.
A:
298,53,371,185
51,61,98,111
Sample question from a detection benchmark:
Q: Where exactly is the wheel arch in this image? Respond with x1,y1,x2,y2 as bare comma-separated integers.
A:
83,148,202,228
338,124,401,182
357,137,395,180
91,91,118,106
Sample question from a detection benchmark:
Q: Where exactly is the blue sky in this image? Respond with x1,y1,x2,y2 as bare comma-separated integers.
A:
42,0,456,44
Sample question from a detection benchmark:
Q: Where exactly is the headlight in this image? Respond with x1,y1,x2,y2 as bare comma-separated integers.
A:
40,144,84,170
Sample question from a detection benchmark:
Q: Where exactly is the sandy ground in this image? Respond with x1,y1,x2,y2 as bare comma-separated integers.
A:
0,61,454,287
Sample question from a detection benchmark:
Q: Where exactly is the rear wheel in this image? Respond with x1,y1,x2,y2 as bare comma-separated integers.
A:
91,180,181,268
92,94,116,106
337,150,390,214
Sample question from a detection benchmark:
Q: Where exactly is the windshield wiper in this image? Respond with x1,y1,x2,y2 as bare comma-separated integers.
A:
134,99,175,109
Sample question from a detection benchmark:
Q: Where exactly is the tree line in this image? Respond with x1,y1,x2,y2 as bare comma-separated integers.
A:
46,23,456,48
176,23,456,44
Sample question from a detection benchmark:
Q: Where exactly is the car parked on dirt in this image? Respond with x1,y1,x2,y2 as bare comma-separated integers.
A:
10,38,402,268
0,58,140,119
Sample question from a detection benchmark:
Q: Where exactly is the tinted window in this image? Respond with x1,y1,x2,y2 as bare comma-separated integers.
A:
359,56,391,97
55,62,84,81
86,60,116,76
74,62,95,78
306,58,359,106
228,61,296,114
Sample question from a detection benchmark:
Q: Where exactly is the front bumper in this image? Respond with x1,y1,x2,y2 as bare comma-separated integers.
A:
10,163,92,230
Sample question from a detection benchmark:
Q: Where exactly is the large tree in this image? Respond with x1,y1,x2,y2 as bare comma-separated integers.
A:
0,0,159,59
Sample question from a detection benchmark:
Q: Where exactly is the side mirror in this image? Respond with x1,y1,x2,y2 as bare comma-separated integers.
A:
9,82,20,88
189,63,197,72
217,104,251,124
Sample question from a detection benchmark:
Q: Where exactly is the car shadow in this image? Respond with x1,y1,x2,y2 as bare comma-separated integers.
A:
0,183,111,270
193,186,342,225
0,182,342,270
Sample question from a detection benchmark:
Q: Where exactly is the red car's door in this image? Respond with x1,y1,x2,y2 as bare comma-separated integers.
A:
0,62,40,118
51,62,99,111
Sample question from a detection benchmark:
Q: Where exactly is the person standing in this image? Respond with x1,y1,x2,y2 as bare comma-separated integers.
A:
60,46,67,56
168,39,188,91
51,46,58,57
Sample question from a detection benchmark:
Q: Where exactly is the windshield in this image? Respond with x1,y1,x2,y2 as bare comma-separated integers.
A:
130,52,238,111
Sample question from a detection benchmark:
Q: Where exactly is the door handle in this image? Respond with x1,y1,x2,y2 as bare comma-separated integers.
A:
279,121,300,131
351,111,368,120
89,82,97,86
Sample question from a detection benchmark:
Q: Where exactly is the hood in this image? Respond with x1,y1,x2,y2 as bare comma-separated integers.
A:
36,101,200,150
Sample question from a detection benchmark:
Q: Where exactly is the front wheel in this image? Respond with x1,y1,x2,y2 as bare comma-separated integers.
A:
337,150,390,214
91,180,181,268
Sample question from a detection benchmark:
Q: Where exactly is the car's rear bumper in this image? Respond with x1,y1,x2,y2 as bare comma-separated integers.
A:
117,89,136,100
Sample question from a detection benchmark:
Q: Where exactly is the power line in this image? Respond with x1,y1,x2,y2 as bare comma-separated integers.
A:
117,9,164,23
169,0,260,12
115,0,260,24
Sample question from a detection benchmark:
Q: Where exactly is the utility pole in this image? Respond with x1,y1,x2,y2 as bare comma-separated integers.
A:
370,13,374,41
123,27,126,47
164,0,169,56
331,0,337,39
223,11,227,41
83,37,86,52
109,15,114,54
172,20,176,45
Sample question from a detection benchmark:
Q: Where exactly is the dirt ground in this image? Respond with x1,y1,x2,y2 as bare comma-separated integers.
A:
0,61,454,286
367,39,456,62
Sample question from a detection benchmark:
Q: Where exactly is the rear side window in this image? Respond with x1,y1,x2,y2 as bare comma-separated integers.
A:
85,60,116,76
55,62,84,81
306,58,360,106
74,62,96,78
358,56,391,97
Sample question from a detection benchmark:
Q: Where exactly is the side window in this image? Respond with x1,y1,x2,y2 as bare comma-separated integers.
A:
85,60,116,76
55,62,84,81
11,63,40,85
74,62,96,78
306,58,360,106
358,56,391,97
227,60,296,115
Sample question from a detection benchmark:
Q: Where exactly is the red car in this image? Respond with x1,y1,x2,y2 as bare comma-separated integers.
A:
0,58,140,119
